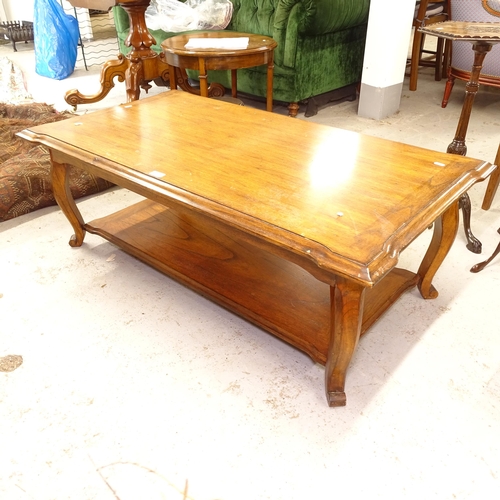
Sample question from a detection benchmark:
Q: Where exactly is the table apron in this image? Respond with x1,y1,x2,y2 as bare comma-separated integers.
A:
164,53,273,72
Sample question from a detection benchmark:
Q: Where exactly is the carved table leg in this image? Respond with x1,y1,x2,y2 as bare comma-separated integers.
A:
325,276,366,407
417,201,460,299
446,42,492,254
65,55,129,107
50,154,86,247
458,192,481,254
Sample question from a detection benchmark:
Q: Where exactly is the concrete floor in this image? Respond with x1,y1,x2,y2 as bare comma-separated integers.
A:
1,42,500,500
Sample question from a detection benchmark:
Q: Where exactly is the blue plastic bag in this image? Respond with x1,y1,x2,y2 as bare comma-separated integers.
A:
34,0,80,80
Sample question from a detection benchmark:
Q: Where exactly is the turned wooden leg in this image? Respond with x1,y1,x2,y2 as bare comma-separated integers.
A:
325,277,366,407
447,42,491,156
417,201,460,299
50,154,86,247
198,58,209,98
441,74,456,108
288,102,299,117
231,69,238,99
266,52,274,112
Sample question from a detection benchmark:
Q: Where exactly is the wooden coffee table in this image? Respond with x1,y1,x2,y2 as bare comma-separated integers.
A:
162,32,277,111
18,92,493,407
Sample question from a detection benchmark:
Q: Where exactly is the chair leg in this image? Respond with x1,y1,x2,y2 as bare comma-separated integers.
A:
409,29,425,91
441,74,455,108
435,37,444,81
482,164,500,210
443,40,451,77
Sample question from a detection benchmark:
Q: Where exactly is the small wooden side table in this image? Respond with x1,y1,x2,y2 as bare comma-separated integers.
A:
420,21,500,255
162,32,277,112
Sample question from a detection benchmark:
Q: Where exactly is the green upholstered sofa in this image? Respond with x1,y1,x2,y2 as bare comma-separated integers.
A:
112,0,371,116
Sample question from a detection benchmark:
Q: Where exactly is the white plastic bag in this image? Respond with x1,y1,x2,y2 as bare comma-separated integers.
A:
145,0,233,32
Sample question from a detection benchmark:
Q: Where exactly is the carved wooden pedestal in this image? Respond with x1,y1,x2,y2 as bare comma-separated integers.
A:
65,0,171,107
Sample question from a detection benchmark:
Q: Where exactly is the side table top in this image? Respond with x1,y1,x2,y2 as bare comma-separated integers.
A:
161,31,277,56
420,20,500,41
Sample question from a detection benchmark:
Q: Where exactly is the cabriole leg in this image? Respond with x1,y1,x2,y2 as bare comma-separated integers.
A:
417,201,460,299
325,277,366,407
50,155,86,247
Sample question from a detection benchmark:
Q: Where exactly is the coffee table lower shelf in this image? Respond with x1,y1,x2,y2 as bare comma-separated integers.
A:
84,199,419,369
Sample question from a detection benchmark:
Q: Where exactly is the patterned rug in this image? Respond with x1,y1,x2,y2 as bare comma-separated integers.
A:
0,58,113,222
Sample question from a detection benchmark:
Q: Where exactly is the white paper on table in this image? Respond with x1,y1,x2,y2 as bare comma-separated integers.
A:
184,37,249,50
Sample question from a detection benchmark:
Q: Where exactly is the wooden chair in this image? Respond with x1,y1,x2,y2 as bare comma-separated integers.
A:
442,0,500,107
409,0,450,91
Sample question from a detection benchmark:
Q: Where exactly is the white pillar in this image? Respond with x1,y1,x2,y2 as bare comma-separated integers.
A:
2,0,34,22
358,0,416,120
0,1,7,22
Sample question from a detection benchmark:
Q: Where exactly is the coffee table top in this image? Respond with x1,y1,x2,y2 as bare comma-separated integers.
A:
161,31,277,56
19,92,492,286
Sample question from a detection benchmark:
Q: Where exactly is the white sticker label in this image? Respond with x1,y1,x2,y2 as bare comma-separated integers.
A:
149,170,166,178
